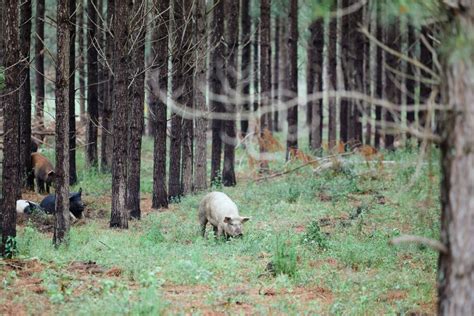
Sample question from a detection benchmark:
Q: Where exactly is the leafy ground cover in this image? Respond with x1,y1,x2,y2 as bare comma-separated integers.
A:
1,138,439,315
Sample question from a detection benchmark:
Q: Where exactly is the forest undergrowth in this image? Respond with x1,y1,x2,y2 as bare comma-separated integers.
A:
0,137,440,315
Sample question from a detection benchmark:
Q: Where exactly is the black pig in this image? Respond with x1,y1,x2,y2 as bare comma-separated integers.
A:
40,188,85,219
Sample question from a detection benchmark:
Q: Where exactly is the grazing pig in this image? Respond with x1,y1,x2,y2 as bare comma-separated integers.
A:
16,200,44,215
31,152,55,194
40,188,85,219
198,192,250,238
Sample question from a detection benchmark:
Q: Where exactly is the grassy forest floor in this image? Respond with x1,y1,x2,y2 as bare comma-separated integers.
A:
1,137,440,315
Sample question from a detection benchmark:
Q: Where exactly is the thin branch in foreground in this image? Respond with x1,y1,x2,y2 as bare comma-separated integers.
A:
390,235,448,254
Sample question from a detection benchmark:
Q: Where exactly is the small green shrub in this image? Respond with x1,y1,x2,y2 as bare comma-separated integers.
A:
301,220,328,250
140,225,165,245
272,235,298,277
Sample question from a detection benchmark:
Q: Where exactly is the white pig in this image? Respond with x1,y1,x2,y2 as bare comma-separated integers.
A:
198,192,250,238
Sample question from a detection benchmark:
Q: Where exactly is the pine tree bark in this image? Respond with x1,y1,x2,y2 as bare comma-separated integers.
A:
86,0,99,167
327,13,337,150
222,0,239,186
367,2,377,147
35,0,45,129
0,3,3,66
337,0,348,145
308,20,323,151
168,0,184,199
181,0,194,195
1,0,21,257
110,0,129,229
69,0,78,185
406,25,416,135
240,0,251,137
193,0,208,192
127,0,146,219
78,0,86,123
286,0,298,158
258,0,271,172
101,0,114,172
419,26,432,131
272,16,280,132
438,4,474,313
384,19,400,150
19,0,33,191
210,0,224,184
253,22,260,120
352,0,364,144
54,0,71,246
150,0,169,208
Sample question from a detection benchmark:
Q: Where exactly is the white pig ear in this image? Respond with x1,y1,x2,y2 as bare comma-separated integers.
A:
224,217,232,224
241,217,250,223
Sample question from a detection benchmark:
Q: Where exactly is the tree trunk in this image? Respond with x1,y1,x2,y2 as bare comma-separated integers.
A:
258,0,271,172
110,0,129,229
384,19,400,150
86,0,99,167
272,16,280,132
286,0,298,159
352,0,364,144
101,0,114,172
181,0,194,195
337,0,349,146
193,0,208,192
1,0,20,257
252,21,260,124
150,0,169,209
78,0,86,123
168,0,184,200
126,0,146,219
0,3,4,66
438,4,474,313
240,0,251,137
307,22,316,136
367,2,377,147
69,0,78,185
19,0,33,192
210,0,224,184
419,26,433,133
222,0,238,187
406,25,416,136
308,20,324,151
327,13,337,150
35,0,45,129
54,0,71,246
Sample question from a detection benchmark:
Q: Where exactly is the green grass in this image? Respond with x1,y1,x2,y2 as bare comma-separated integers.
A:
1,137,440,314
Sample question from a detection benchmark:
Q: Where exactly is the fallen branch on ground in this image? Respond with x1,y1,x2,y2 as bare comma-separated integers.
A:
390,234,448,254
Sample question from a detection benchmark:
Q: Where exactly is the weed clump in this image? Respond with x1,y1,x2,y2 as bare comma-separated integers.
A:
301,220,328,250
272,235,298,277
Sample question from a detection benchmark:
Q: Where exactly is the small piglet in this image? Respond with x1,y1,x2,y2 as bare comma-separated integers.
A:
40,188,85,219
198,192,250,238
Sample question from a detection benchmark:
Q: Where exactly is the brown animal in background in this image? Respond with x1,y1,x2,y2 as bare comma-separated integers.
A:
31,152,55,194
